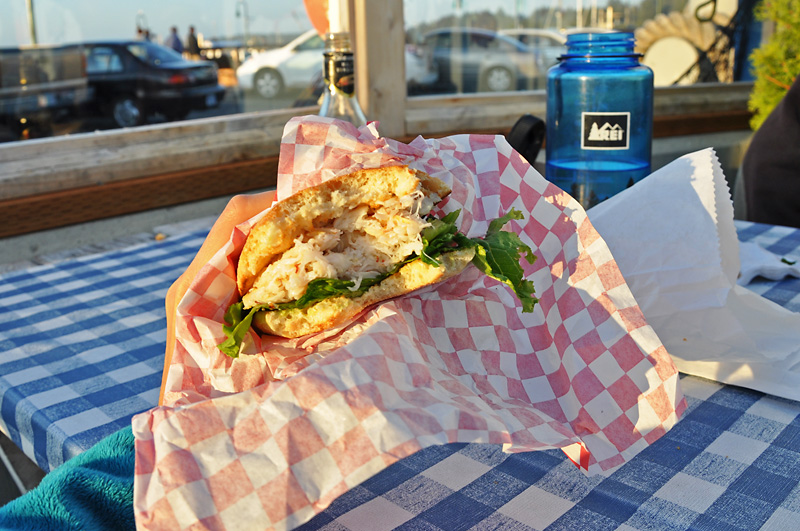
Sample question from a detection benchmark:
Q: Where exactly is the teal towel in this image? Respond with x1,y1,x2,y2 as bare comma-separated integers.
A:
0,426,135,531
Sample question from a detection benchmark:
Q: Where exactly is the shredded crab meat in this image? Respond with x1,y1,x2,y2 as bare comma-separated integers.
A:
245,188,438,307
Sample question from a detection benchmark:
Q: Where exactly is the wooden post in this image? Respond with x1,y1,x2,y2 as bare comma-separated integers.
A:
352,0,407,138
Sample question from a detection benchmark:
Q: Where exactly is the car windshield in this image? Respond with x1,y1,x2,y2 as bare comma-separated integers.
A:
126,42,184,65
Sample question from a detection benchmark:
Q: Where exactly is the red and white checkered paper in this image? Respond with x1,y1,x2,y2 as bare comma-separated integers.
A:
132,116,686,530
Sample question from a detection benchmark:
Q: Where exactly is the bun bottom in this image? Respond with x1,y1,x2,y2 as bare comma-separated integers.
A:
252,248,476,338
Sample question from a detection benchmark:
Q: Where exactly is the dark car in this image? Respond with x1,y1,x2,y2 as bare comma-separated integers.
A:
421,28,542,93
79,40,225,128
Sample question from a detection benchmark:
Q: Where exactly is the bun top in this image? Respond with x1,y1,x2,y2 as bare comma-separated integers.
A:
237,165,450,296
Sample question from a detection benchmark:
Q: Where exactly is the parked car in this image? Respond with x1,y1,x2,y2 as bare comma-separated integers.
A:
237,29,437,99
420,28,543,93
498,28,567,72
78,41,226,128
0,44,91,142
499,28,615,73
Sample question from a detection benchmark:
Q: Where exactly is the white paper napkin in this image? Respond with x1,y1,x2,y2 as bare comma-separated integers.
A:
738,240,800,286
588,148,800,401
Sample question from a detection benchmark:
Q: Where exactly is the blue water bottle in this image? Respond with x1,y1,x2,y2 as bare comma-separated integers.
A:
545,32,653,209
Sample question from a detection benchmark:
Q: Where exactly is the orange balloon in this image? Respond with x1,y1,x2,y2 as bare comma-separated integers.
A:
303,0,329,35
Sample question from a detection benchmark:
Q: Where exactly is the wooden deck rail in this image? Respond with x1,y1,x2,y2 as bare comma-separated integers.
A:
0,157,279,239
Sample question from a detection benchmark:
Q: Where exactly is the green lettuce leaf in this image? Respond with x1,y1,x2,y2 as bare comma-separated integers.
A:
217,274,392,358
217,301,259,358
455,209,538,313
419,210,460,266
217,268,408,357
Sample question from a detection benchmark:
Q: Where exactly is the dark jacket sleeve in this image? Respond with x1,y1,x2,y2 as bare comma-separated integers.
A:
743,76,800,228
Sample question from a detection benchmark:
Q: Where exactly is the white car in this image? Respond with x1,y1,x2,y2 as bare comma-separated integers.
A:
237,29,436,99
498,28,567,69
499,28,614,75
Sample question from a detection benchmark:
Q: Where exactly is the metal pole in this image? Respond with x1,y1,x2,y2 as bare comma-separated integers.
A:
243,2,250,45
236,0,250,46
26,0,37,45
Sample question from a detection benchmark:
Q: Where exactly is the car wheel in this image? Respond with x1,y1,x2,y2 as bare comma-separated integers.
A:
111,97,144,128
254,68,284,99
481,66,515,92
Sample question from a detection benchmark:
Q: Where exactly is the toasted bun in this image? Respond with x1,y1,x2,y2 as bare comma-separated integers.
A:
237,165,450,295
252,247,475,338
235,165,471,338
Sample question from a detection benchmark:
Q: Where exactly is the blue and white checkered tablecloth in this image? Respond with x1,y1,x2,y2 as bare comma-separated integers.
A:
2,220,800,530
0,229,208,471
736,221,800,313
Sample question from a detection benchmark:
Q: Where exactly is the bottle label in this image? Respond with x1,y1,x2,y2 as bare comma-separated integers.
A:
581,112,630,150
323,52,355,96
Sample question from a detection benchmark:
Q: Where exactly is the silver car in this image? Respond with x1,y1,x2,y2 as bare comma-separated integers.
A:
238,29,437,99
498,28,567,73
421,28,543,93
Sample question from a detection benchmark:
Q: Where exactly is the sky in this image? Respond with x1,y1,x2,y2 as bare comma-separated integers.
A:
1,0,556,48
1,0,312,47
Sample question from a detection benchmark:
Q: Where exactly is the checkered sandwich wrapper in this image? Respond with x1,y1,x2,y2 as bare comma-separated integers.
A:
132,116,686,530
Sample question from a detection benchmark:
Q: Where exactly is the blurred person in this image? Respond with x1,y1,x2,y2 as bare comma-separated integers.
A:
185,25,200,60
163,25,183,53
743,75,800,228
